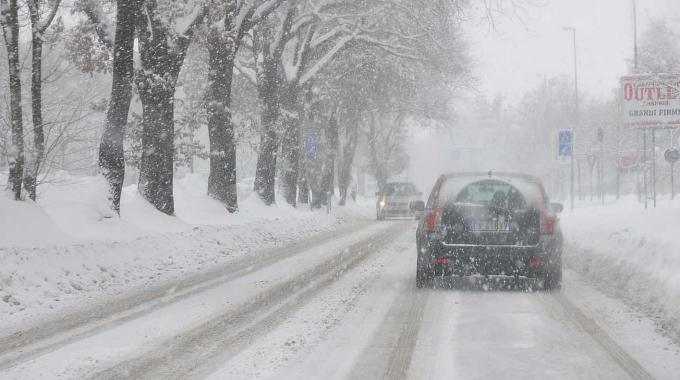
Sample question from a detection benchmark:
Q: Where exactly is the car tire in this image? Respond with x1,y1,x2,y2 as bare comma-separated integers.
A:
544,261,562,291
416,268,432,288
416,249,432,288
377,209,385,221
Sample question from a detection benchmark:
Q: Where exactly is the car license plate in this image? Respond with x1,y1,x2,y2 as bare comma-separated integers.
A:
472,220,511,231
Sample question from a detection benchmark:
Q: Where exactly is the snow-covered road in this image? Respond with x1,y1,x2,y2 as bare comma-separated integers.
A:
1,221,679,379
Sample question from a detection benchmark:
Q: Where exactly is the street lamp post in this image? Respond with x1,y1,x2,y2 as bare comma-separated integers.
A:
563,26,578,211
632,0,638,73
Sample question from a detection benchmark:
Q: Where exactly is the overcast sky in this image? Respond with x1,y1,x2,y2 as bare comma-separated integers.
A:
467,0,680,103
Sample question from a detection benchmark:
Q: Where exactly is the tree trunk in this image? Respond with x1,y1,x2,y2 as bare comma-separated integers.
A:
310,186,324,208
26,0,61,200
25,20,43,201
206,28,238,212
254,123,278,205
253,57,280,205
367,116,388,190
321,114,339,202
298,174,309,204
280,86,301,206
99,0,140,214
298,128,310,205
298,136,309,205
1,0,24,200
337,118,359,206
136,0,194,215
357,170,365,196
137,83,176,215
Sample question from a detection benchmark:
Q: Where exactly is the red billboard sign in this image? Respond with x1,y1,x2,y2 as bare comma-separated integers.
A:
621,74,680,129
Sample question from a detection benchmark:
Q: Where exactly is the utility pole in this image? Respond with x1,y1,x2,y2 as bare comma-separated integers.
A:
643,130,647,209
652,130,656,208
564,26,578,211
632,0,649,208
599,127,605,205
632,0,638,73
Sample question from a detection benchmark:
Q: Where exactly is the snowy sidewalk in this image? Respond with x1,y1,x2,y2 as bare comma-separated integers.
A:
561,196,680,342
0,173,374,339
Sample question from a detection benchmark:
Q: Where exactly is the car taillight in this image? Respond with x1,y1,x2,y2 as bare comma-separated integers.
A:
434,257,449,265
529,256,544,269
540,213,557,235
425,208,443,232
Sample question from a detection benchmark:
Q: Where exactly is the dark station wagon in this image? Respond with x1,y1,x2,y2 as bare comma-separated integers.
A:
411,172,564,290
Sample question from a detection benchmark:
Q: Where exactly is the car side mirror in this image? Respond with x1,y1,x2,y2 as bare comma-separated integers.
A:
410,200,425,212
550,202,564,213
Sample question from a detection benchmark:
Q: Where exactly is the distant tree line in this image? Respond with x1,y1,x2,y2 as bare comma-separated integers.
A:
0,0,483,216
460,17,680,201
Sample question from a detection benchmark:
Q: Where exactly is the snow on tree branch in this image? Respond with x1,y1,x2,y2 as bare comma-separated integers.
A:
26,0,62,34
235,57,258,84
298,29,355,85
77,0,114,49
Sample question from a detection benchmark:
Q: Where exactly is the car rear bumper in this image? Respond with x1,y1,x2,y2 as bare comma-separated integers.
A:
422,243,554,278
381,207,413,217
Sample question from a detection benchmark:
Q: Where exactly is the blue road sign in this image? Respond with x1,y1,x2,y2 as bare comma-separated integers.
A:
305,132,318,160
558,129,573,158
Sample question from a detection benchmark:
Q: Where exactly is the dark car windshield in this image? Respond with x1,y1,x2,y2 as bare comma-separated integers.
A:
383,183,418,196
438,176,546,208
454,180,527,209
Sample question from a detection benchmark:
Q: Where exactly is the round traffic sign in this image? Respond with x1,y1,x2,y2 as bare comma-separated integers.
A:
617,151,639,169
586,153,597,167
665,148,680,164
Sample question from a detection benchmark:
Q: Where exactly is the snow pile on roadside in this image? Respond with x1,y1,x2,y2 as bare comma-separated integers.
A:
0,192,70,246
0,172,374,335
562,196,680,339
1,172,372,245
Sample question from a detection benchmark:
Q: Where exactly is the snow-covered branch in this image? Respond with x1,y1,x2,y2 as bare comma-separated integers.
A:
310,25,343,49
354,34,423,62
235,58,258,84
271,2,296,58
79,0,113,50
177,2,210,41
298,30,355,86
38,0,61,33
250,0,287,26
26,0,62,34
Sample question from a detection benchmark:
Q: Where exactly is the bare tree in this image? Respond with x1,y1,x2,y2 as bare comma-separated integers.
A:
243,0,370,205
97,0,142,215
24,0,62,200
366,112,409,190
248,7,292,205
135,1,207,215
321,0,470,200
81,0,207,215
637,19,680,73
0,0,24,200
204,0,284,212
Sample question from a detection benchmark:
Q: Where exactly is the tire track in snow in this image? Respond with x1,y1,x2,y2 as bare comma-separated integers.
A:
88,222,411,380
348,275,428,380
548,292,655,380
0,221,376,370
383,289,429,380
212,231,413,379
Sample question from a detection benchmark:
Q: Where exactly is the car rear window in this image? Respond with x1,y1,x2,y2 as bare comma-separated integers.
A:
438,176,546,208
454,180,525,207
383,183,418,196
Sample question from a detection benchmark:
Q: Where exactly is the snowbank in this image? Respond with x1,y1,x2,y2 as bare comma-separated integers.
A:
0,172,374,335
1,172,372,245
0,194,70,246
562,196,680,340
